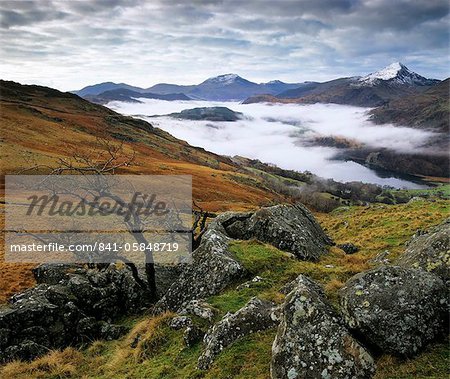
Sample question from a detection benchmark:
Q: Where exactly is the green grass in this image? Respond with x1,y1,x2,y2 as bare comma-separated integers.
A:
389,183,450,200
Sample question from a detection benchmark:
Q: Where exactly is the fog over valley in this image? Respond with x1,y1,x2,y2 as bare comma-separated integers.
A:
107,99,435,188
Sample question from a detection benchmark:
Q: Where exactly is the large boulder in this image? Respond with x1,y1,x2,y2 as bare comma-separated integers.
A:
154,229,246,312
339,266,448,357
397,219,449,284
0,265,152,362
216,204,333,261
198,297,279,369
271,275,375,379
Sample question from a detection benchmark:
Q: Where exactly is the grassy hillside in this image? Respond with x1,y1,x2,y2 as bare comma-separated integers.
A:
0,80,283,300
1,198,448,378
0,80,282,211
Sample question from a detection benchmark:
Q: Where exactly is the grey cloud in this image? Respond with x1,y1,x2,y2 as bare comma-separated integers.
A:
0,3,70,28
0,0,448,90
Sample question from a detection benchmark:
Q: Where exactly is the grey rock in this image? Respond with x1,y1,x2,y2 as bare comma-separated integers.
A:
0,265,152,362
76,317,99,338
369,250,391,266
280,274,326,298
177,300,216,321
169,316,193,330
272,275,375,379
183,325,204,347
219,204,333,261
154,263,185,296
397,219,449,284
0,328,11,349
32,263,81,285
97,321,128,341
198,297,278,369
3,340,48,362
154,229,246,312
339,266,448,357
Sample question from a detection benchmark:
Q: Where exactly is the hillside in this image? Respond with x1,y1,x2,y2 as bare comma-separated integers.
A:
369,78,450,133
84,88,192,104
0,80,280,210
0,80,284,300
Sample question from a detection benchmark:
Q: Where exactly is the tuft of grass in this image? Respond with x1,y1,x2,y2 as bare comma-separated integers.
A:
0,347,83,379
374,340,449,379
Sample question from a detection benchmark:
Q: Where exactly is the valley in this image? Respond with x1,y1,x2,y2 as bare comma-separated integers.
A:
107,98,441,188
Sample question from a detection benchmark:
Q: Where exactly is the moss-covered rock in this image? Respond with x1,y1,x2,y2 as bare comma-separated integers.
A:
272,275,375,379
198,297,279,369
339,266,448,357
397,218,449,284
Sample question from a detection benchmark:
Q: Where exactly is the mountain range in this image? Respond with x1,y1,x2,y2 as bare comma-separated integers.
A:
72,63,448,134
73,74,302,102
73,63,441,106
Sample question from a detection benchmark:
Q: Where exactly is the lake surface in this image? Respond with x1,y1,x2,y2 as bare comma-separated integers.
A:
107,99,435,189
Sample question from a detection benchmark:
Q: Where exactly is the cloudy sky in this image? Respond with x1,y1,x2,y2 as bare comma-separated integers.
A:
1,0,449,91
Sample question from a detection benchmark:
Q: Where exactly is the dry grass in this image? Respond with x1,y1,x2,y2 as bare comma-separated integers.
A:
0,348,83,379
316,200,450,263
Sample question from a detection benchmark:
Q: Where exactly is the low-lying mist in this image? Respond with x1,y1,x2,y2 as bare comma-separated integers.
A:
108,99,436,188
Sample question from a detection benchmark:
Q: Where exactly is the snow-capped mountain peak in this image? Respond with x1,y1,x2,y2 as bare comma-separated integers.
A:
203,73,244,85
359,62,437,86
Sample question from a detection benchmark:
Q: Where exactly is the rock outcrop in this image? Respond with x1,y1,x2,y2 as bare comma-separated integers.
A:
214,204,333,261
198,297,279,369
397,219,449,284
154,228,246,312
271,275,375,379
0,265,151,362
177,300,217,321
339,266,448,357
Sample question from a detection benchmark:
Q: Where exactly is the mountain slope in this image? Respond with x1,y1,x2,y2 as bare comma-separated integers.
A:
0,79,285,301
247,63,440,107
369,78,450,133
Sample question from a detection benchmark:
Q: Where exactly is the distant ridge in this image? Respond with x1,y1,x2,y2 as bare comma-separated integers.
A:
74,74,302,102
